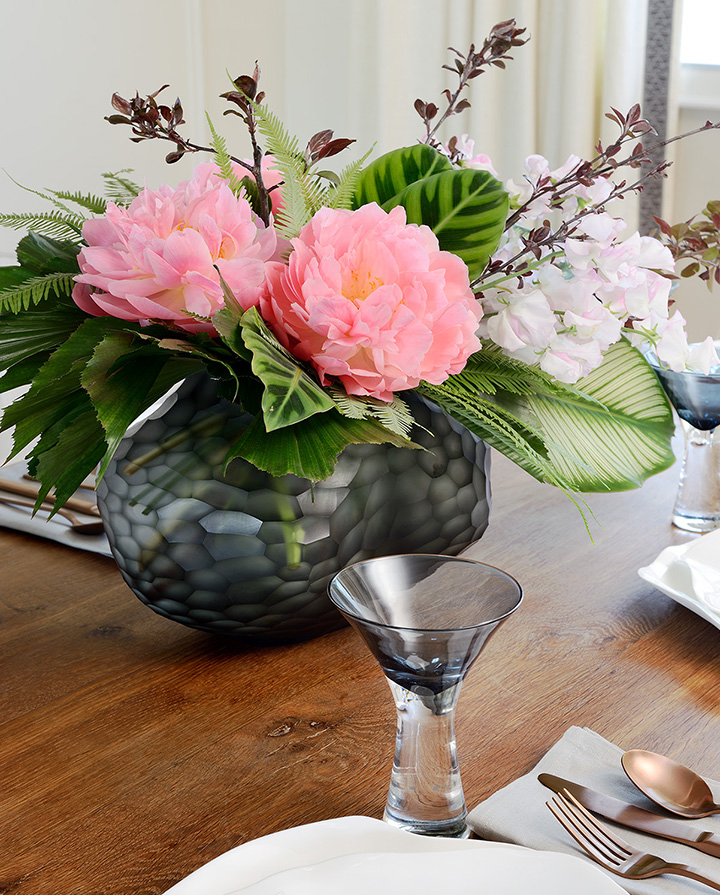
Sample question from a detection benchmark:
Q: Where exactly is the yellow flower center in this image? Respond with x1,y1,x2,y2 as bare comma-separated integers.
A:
344,268,383,304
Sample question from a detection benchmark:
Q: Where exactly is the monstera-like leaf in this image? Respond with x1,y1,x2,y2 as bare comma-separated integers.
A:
353,144,509,279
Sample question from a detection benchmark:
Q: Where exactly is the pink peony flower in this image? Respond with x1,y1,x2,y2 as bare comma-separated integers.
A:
73,165,280,333
261,204,482,401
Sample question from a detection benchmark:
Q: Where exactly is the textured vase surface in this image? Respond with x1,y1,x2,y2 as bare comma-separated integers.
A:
97,375,491,643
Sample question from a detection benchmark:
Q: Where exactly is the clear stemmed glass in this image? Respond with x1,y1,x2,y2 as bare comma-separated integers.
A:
646,344,720,532
328,554,522,839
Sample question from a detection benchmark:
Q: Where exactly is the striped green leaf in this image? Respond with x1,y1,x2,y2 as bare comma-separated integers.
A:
383,167,509,280
352,144,453,208
491,339,675,491
240,307,334,431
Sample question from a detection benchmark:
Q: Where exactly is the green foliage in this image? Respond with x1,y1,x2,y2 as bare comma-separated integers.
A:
508,339,675,491
0,211,84,241
418,379,560,486
253,103,326,237
16,233,80,275
31,410,107,510
82,334,206,478
101,170,141,204
451,344,576,397
2,312,211,505
384,166,509,279
225,405,415,481
329,389,415,439
352,144,453,208
324,146,375,210
422,338,674,493
0,305,86,371
206,113,245,196
49,190,106,215
239,307,334,430
0,128,676,509
352,144,509,278
0,272,76,312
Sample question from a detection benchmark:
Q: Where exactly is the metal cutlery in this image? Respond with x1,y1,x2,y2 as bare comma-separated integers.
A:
0,496,105,536
539,773,720,857
622,749,720,818
548,789,720,889
0,475,100,516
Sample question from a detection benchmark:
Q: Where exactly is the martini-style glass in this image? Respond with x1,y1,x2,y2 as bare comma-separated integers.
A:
646,344,720,532
328,554,522,838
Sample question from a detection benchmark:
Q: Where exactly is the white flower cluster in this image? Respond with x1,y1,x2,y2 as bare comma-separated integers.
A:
465,149,718,382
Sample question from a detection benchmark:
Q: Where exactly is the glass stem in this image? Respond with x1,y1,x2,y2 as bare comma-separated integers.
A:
383,678,469,838
673,422,720,532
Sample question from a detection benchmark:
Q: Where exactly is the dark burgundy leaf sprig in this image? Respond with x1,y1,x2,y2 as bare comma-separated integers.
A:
108,66,355,227
654,200,720,289
415,19,529,155
108,86,210,164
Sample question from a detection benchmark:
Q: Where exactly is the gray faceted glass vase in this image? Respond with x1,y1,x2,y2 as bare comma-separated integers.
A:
96,374,491,644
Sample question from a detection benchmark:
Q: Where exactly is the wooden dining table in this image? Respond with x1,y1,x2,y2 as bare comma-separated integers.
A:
1,448,719,895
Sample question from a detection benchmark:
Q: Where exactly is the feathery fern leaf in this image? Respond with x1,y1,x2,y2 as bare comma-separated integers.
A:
102,170,141,204
49,190,106,215
0,211,84,241
5,174,86,222
0,272,77,313
325,146,375,210
371,395,415,438
418,380,564,486
451,345,574,398
206,113,244,195
329,389,415,438
328,389,373,420
253,103,327,237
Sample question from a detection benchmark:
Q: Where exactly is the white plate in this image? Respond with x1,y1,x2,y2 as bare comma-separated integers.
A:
639,528,720,631
162,816,624,895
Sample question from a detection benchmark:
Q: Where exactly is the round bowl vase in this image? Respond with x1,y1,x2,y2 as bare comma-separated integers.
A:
96,375,491,643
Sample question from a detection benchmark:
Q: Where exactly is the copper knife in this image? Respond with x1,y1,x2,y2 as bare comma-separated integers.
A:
539,773,720,858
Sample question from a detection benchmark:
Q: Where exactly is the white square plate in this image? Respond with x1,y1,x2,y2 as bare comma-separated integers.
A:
638,528,720,630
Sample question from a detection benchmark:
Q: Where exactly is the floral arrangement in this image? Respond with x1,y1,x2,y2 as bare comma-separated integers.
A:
0,19,718,511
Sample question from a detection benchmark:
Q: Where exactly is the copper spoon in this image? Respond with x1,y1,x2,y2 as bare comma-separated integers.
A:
0,496,105,536
622,749,720,818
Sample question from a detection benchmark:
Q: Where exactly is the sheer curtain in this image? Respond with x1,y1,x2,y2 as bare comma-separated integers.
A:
267,0,650,224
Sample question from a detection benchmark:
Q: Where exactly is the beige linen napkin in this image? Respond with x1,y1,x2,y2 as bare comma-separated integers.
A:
469,726,720,894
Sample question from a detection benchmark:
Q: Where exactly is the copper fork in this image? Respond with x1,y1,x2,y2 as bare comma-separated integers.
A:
547,789,720,890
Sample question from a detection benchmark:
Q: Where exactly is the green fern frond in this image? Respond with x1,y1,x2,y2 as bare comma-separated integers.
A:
0,272,76,313
206,113,244,196
329,389,415,438
418,379,564,487
253,103,328,237
453,344,563,397
325,146,374,210
371,396,415,438
4,172,84,220
328,388,372,420
272,175,314,239
179,309,213,323
102,170,141,204
0,212,84,241
50,190,106,215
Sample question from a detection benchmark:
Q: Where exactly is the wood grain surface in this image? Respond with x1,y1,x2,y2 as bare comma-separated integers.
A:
1,450,719,894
